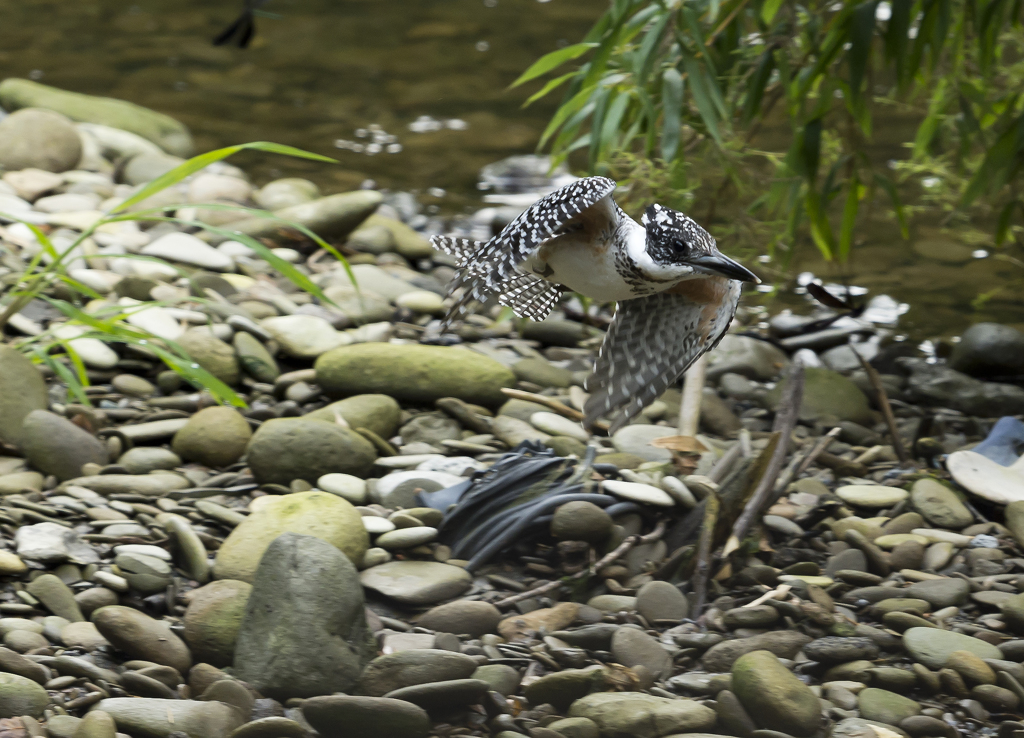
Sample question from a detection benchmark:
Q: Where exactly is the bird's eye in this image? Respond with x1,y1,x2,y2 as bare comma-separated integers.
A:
673,240,689,253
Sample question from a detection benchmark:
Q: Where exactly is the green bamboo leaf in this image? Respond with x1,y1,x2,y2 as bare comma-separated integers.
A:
110,142,336,215
761,0,785,25
996,200,1022,246
539,85,597,149
588,87,610,172
509,43,598,88
741,47,775,125
962,113,1024,206
599,91,631,159
885,0,912,86
636,11,672,84
873,173,909,238
802,117,823,181
523,72,577,107
805,188,834,260
661,68,684,162
914,79,948,158
682,54,723,147
839,176,861,261
847,1,879,108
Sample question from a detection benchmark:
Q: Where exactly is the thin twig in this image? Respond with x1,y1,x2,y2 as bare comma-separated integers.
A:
707,441,744,484
493,519,667,608
796,426,842,476
500,388,610,431
691,492,720,618
678,354,708,436
851,342,911,466
723,360,804,556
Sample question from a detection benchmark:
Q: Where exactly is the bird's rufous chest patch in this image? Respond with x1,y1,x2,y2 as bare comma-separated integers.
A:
668,276,732,338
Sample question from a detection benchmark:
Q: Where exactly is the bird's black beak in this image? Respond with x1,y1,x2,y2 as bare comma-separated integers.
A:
691,253,761,283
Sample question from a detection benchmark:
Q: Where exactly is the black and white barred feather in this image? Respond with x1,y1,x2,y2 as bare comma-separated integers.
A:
430,176,616,328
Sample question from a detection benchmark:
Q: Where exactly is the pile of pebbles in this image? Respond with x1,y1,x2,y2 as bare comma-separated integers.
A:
5,86,1024,738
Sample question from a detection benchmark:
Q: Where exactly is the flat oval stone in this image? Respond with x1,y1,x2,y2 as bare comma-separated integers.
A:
904,627,1001,669
530,412,590,442
375,527,438,550
874,534,930,550
835,485,908,508
602,480,674,507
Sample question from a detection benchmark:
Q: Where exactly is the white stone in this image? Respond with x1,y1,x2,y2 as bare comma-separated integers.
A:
47,211,104,231
34,192,101,213
187,173,252,204
602,479,675,507
2,168,63,200
416,456,485,475
119,299,184,340
15,522,100,564
345,321,393,344
317,473,367,504
375,470,465,508
660,476,697,508
530,412,590,442
261,314,348,359
376,526,438,550
270,247,301,263
611,424,678,462
0,193,43,223
218,240,256,258
911,528,974,546
77,123,163,159
395,290,445,315
362,516,396,535
947,450,1024,504
113,544,173,561
334,264,419,301
68,269,121,294
141,232,234,271
110,257,179,281
52,325,119,369
377,454,446,469
835,484,909,508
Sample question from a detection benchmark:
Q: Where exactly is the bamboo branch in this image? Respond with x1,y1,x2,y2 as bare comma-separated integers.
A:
722,360,804,556
850,342,911,466
691,492,720,618
492,519,666,608
678,354,708,436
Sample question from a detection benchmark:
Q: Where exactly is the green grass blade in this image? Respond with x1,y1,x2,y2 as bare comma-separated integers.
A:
509,43,598,88
523,72,577,107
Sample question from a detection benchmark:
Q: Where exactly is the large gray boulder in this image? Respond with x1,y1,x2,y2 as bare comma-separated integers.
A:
233,533,375,699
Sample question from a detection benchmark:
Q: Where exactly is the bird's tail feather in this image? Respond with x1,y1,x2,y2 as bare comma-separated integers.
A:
429,236,484,264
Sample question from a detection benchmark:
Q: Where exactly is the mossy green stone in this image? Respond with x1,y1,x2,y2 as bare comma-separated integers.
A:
214,491,369,582
731,650,821,737
183,579,252,667
177,330,240,386
857,687,921,725
233,331,280,383
765,367,872,425
0,672,49,718
316,343,515,407
903,626,1001,669
0,78,194,156
0,346,48,448
305,394,402,439
172,406,252,468
246,417,377,485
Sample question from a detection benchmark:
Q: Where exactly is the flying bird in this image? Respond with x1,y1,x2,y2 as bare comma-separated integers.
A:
431,176,760,433
213,0,272,48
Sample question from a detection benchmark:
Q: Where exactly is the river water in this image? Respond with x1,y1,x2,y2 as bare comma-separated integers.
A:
1,0,1022,339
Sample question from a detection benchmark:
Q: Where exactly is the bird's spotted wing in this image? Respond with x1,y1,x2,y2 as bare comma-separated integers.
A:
497,273,563,321
432,176,616,328
583,287,738,433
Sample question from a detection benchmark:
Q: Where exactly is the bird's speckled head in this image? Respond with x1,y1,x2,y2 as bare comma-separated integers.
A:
641,204,759,283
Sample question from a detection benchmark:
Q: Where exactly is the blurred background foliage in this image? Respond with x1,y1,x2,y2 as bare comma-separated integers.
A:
515,0,1024,274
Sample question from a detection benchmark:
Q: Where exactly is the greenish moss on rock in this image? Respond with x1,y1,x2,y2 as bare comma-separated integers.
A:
765,367,872,425
305,394,402,439
731,650,821,737
0,78,194,156
172,406,252,468
213,491,369,582
182,579,252,667
246,417,377,485
316,344,515,408
0,346,48,448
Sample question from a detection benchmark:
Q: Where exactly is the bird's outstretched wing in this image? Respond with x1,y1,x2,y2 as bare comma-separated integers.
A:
430,176,617,327
583,281,739,433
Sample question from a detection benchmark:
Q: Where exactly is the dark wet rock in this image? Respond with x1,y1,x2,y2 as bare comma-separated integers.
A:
303,695,430,738
21,410,108,481
550,501,613,543
803,637,879,665
214,491,368,582
899,358,1024,416
233,533,372,699
635,581,689,622
611,627,672,679
765,368,872,425
384,678,489,712
246,417,377,484
950,322,1024,378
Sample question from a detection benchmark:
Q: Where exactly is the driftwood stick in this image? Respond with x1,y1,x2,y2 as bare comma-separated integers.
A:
707,441,744,484
493,519,666,608
678,354,708,436
499,388,610,431
851,341,912,466
793,426,843,479
723,360,804,557
691,492,720,618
